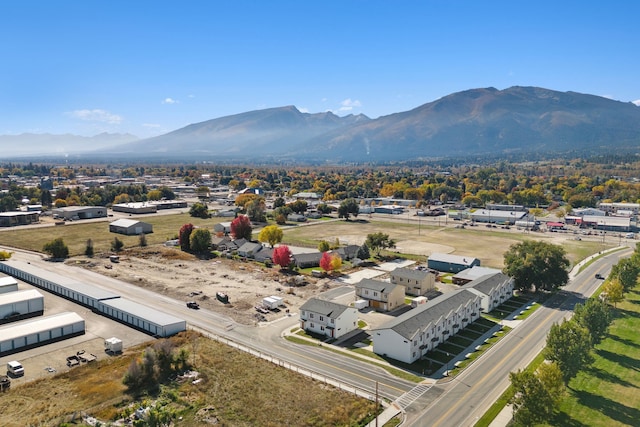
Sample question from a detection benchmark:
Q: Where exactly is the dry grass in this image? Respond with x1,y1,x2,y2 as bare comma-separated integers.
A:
0,331,377,427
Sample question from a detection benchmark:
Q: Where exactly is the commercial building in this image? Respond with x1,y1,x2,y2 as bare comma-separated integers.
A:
98,298,186,338
0,289,44,323
51,206,107,220
428,253,480,274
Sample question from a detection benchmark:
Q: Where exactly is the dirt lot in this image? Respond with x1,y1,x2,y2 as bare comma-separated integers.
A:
78,246,334,325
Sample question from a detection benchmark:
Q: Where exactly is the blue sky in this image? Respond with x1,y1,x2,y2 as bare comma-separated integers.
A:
1,1,639,138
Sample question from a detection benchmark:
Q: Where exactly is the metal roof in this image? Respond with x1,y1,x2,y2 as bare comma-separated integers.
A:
428,253,479,266
0,260,120,301
0,289,43,304
453,266,502,282
110,218,149,228
100,298,185,327
0,312,84,341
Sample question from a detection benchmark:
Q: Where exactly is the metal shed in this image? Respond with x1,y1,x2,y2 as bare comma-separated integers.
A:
0,276,19,294
109,218,154,236
0,260,120,309
0,312,85,356
98,298,186,337
0,289,44,323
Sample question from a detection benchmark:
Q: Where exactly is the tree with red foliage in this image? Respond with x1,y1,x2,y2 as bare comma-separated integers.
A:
320,252,333,272
231,215,252,240
179,223,195,252
272,245,293,269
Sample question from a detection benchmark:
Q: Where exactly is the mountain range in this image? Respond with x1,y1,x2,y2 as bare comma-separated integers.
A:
4,86,640,163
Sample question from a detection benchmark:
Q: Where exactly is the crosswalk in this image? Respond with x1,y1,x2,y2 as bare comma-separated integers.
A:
394,382,434,409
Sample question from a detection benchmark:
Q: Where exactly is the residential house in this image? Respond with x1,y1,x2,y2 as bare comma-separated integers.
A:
293,252,323,269
461,272,514,313
237,241,264,258
287,213,307,222
371,289,482,364
299,297,358,339
213,222,232,235
336,244,360,261
390,267,437,296
354,278,405,312
211,235,233,251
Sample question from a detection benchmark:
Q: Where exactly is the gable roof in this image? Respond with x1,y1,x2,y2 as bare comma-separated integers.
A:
293,252,323,266
110,218,148,228
237,241,263,254
462,272,511,295
453,266,502,282
391,267,432,281
374,289,479,340
300,297,352,318
355,278,399,293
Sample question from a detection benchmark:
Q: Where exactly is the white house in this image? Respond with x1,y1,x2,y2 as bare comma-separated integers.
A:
390,267,437,296
354,278,405,312
299,298,358,339
371,290,481,364
461,272,514,313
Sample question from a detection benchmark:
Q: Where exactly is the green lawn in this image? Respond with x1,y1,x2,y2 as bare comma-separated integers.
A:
551,288,640,426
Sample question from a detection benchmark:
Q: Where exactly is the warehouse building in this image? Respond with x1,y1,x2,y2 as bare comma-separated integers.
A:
0,312,85,356
51,206,107,220
98,298,186,337
428,253,481,273
109,218,153,236
0,211,40,227
111,202,157,214
0,289,44,324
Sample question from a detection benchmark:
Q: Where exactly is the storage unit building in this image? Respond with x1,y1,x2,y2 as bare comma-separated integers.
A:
51,206,107,220
98,298,186,337
0,260,120,309
0,276,19,294
262,296,284,310
0,312,85,356
0,289,44,323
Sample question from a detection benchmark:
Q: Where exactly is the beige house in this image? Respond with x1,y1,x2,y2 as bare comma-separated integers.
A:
354,278,405,312
390,267,437,296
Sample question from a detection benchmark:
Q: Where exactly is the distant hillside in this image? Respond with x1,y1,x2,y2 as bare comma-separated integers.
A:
106,106,370,160
299,86,640,161
5,86,640,163
0,132,139,157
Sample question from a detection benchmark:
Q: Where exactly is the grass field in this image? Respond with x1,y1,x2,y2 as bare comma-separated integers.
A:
0,332,378,427
551,286,640,426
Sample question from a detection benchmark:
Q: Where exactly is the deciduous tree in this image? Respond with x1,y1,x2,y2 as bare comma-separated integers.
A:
509,370,554,426
503,240,570,292
231,215,252,240
337,198,359,220
189,202,209,219
190,228,212,255
317,240,330,252
544,319,593,384
258,225,283,247
573,298,612,345
365,232,396,256
602,279,624,308
179,223,195,252
610,258,639,292
43,237,69,259
272,245,293,269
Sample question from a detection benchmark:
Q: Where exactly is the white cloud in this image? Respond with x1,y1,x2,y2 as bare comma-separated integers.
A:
338,98,362,112
298,107,309,113
633,99,640,106
67,109,123,124
162,97,179,104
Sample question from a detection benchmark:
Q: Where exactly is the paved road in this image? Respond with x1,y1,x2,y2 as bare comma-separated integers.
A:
400,247,631,427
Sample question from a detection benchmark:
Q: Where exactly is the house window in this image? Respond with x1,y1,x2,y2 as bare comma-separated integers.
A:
310,323,315,328
320,326,324,331
310,313,314,318
330,318,335,324
319,316,324,321
365,290,369,295
374,292,378,297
